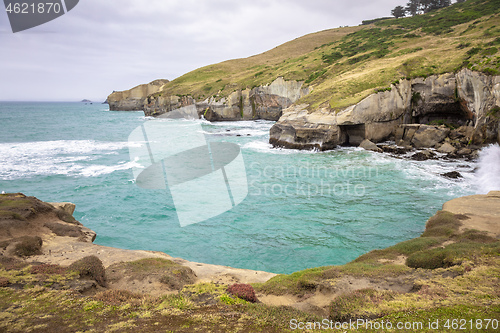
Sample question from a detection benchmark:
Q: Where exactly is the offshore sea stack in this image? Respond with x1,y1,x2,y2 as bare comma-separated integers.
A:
270,69,500,151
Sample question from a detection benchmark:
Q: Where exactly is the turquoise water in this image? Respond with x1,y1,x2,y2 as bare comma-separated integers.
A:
0,102,477,274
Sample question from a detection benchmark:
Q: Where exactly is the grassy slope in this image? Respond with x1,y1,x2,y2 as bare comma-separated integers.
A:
155,0,500,112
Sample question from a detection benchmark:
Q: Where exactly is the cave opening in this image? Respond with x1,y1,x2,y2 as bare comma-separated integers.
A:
339,124,366,146
413,102,473,127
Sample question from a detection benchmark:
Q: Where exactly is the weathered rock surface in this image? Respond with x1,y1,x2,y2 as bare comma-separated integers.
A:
48,202,76,215
107,79,169,111
359,139,382,153
270,69,500,151
144,77,311,121
443,191,500,237
410,125,450,148
437,142,457,154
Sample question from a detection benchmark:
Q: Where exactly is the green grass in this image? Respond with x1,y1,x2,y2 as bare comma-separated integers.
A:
144,0,499,112
362,304,500,332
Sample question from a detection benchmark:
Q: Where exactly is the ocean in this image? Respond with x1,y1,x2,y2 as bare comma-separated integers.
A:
0,102,482,274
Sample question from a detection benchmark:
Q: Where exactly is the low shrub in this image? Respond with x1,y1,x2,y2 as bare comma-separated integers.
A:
12,236,42,257
422,211,462,237
227,283,257,303
55,209,78,224
406,241,499,269
44,222,83,238
406,248,451,269
159,266,196,290
455,229,497,243
69,255,106,287
389,237,443,255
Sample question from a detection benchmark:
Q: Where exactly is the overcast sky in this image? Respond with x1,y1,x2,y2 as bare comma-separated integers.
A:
0,0,404,102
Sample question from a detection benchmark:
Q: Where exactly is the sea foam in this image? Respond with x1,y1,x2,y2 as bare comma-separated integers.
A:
0,140,130,179
476,144,500,194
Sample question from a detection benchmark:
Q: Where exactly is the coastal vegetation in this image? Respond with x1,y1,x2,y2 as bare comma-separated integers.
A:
148,0,499,111
2,1,500,332
0,192,499,332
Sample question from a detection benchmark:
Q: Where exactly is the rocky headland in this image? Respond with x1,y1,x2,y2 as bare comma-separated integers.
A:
106,79,169,111
106,0,500,158
0,192,499,331
270,69,500,156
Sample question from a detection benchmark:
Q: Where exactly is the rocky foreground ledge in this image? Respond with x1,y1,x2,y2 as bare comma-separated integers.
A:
0,192,499,332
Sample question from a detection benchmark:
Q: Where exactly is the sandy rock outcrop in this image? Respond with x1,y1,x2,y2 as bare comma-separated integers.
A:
442,191,500,238
107,79,169,111
270,69,500,151
144,77,311,121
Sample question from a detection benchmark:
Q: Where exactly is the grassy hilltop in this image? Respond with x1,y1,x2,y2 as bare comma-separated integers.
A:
155,0,500,111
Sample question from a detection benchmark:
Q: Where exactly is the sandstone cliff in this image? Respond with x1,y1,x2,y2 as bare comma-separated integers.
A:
270,69,500,151
144,77,311,121
107,79,169,111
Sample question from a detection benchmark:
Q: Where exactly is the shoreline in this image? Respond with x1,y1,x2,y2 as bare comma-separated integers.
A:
1,191,499,329
3,191,498,286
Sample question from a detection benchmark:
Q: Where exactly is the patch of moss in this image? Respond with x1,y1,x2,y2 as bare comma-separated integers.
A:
329,288,397,322
421,211,462,238
406,241,500,269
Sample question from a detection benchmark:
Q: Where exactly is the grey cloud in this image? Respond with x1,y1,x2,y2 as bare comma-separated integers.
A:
0,0,403,101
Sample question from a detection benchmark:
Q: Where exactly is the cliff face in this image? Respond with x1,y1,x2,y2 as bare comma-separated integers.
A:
107,79,169,111
270,69,500,150
143,77,311,121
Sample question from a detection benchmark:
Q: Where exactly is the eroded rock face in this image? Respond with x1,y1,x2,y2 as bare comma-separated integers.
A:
107,79,169,111
410,125,450,148
456,69,500,145
143,77,311,121
270,70,500,151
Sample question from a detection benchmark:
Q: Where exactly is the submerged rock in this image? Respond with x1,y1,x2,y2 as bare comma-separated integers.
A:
442,171,463,179
411,150,436,161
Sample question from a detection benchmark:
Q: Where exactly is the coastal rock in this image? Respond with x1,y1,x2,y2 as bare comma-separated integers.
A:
442,171,462,179
442,191,500,237
456,147,473,156
410,150,436,161
106,79,169,111
269,120,341,151
437,142,457,154
411,73,468,125
456,69,500,145
144,77,311,121
411,125,450,148
269,70,499,151
48,202,76,216
359,139,382,153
